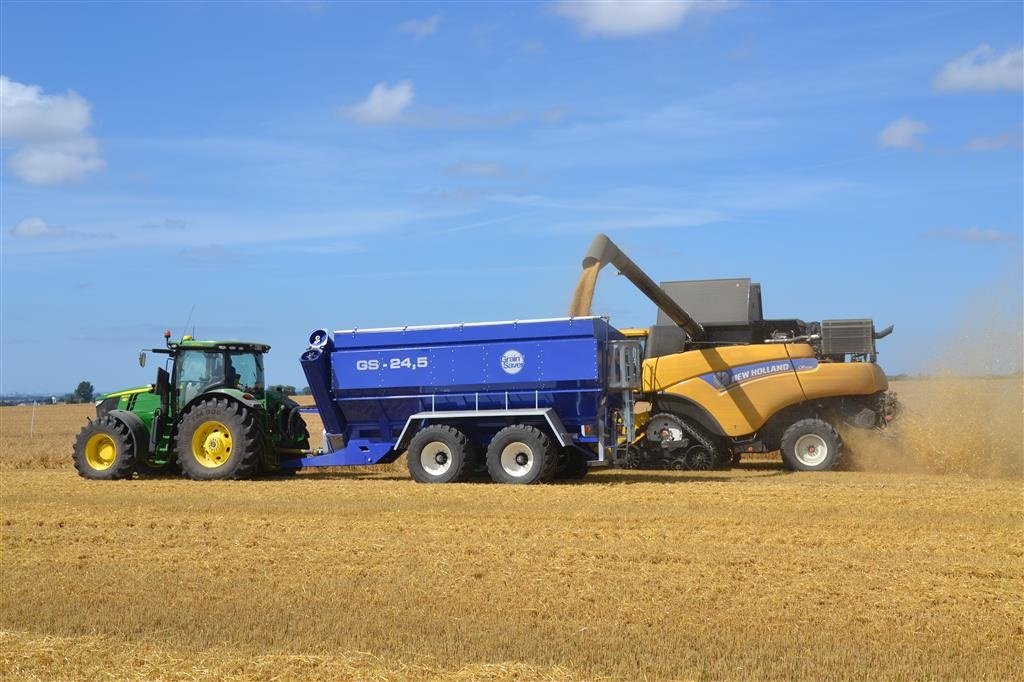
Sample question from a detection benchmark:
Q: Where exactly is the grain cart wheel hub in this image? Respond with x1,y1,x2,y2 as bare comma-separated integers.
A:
794,434,828,467
500,442,535,477
420,442,452,475
84,434,117,471
191,420,234,468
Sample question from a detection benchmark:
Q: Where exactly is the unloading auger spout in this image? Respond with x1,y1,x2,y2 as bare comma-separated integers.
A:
581,233,706,341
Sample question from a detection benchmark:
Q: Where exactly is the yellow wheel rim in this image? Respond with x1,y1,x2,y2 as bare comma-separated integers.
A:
190,420,234,468
84,433,117,471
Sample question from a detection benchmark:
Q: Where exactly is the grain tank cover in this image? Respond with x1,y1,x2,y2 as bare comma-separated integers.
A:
330,317,621,394
656,278,764,325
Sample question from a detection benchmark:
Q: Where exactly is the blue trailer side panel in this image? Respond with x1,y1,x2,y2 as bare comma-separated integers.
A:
290,317,625,469
333,337,599,392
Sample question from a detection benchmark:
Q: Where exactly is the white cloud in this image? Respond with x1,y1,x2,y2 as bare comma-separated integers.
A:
9,217,64,238
878,116,929,149
0,75,106,184
340,81,414,125
925,227,1017,244
446,162,507,177
399,15,439,38
966,127,1023,151
933,44,1024,92
553,0,736,38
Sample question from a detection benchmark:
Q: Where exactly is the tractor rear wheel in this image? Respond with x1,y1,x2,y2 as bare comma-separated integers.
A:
73,415,137,480
176,397,263,480
407,425,472,483
486,425,558,484
780,418,842,471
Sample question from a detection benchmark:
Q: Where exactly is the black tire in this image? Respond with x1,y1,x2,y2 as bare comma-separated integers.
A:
73,416,137,480
780,418,842,472
486,424,558,485
556,447,590,480
175,397,263,480
684,443,716,471
407,425,472,483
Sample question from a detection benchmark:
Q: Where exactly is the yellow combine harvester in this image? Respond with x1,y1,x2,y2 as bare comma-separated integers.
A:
580,234,897,472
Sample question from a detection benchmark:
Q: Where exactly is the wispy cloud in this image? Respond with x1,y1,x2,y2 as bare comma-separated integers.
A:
553,0,737,38
7,216,110,240
178,244,241,262
9,217,64,238
933,44,1023,92
0,75,106,184
139,218,189,231
399,15,439,39
966,127,1024,151
339,81,414,125
446,162,508,178
878,116,929,149
925,227,1017,244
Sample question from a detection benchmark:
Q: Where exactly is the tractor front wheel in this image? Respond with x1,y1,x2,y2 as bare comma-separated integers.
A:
73,416,137,480
176,398,263,480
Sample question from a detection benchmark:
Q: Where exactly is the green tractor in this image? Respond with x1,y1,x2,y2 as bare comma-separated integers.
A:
73,332,309,480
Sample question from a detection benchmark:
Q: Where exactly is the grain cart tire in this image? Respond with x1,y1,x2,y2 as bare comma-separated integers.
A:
780,418,842,472
73,415,137,480
176,397,262,480
407,425,472,483
556,447,589,480
486,425,558,485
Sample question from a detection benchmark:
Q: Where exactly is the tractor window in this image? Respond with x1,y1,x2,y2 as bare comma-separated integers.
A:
176,350,225,406
226,352,263,392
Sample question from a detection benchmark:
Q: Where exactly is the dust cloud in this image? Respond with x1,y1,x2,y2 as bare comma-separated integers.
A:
845,268,1023,478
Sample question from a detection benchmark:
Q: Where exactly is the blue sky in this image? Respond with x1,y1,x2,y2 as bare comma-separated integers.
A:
2,1,1022,394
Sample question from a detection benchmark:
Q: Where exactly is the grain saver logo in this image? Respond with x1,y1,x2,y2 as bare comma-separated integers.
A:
500,349,525,375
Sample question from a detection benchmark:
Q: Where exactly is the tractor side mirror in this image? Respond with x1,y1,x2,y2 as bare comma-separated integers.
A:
139,351,147,368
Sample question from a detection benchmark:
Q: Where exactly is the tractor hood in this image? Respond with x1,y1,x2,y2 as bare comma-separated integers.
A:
96,385,153,401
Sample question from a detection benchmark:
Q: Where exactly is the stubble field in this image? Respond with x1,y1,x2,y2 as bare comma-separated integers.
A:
1,378,1022,680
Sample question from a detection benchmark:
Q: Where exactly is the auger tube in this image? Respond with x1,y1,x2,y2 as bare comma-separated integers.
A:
582,233,706,341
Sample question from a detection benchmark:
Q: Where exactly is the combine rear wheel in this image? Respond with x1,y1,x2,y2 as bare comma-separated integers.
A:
176,398,263,480
73,416,137,480
407,425,472,483
486,425,558,484
780,418,842,471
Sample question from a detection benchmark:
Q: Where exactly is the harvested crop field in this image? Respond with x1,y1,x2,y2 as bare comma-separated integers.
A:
1,378,1022,680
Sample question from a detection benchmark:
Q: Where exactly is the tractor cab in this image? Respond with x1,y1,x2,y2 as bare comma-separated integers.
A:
168,342,267,408
140,333,270,414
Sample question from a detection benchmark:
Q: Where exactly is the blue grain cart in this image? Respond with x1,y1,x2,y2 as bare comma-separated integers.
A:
289,317,642,483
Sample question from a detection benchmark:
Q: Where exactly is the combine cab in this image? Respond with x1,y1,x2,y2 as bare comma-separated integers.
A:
73,332,309,480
